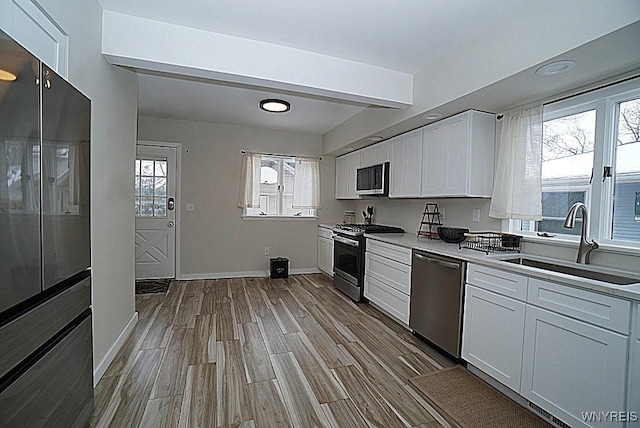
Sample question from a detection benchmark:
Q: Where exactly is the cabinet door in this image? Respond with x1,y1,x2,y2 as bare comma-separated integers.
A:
521,306,629,428
360,142,389,167
347,152,361,198
628,303,640,419
630,337,640,425
462,285,525,392
335,152,360,199
335,155,349,199
422,112,469,196
317,236,333,276
389,130,422,198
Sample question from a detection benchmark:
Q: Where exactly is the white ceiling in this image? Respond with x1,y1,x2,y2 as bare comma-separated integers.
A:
98,0,530,74
97,0,536,135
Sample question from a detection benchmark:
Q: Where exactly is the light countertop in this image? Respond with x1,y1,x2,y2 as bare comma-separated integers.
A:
364,232,640,302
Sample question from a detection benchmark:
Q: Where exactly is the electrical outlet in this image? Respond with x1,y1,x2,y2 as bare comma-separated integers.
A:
186,203,195,212
472,209,481,223
264,247,270,256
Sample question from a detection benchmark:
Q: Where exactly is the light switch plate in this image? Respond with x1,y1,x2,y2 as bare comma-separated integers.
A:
186,203,195,212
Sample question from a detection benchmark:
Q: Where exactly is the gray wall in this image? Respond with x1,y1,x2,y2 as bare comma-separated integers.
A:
26,0,139,374
138,116,350,277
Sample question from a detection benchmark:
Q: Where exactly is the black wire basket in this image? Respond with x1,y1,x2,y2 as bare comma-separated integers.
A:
460,232,522,253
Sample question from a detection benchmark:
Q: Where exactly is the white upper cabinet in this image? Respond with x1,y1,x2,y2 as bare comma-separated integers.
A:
335,151,361,199
389,129,423,198
0,0,68,77
421,110,495,197
360,141,389,167
334,109,495,200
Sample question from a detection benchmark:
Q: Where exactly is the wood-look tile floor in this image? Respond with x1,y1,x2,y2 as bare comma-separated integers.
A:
90,274,457,428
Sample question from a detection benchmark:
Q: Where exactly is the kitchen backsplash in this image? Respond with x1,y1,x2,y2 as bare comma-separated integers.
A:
351,198,501,234
348,197,640,274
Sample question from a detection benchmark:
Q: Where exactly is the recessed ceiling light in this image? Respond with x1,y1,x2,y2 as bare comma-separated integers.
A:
423,112,443,120
367,136,383,142
0,68,17,82
260,99,290,113
535,60,576,77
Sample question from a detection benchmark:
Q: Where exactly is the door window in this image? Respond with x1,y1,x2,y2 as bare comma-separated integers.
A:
135,157,168,217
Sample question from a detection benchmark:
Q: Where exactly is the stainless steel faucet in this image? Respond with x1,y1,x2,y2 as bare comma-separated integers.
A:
563,202,599,264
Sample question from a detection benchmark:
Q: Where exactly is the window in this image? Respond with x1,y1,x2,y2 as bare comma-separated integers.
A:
1,139,39,213
135,156,168,217
239,153,319,218
514,78,640,245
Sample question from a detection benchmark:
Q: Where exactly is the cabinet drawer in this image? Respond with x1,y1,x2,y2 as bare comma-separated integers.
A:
364,274,410,325
528,278,631,334
366,239,411,265
365,252,411,295
467,263,528,301
318,226,334,239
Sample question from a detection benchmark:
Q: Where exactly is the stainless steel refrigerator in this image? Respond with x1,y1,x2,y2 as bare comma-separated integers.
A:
0,29,93,427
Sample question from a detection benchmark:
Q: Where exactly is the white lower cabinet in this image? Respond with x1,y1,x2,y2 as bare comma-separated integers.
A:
364,239,411,325
628,303,640,426
521,305,629,428
463,263,635,428
462,284,525,392
317,227,333,276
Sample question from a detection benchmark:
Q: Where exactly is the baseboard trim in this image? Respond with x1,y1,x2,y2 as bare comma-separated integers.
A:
178,268,320,281
93,311,138,386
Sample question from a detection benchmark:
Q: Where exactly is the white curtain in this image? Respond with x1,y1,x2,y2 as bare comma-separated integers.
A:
237,151,261,208
292,157,321,209
489,105,543,220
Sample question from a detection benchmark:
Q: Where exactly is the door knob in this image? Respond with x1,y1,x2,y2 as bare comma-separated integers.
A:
168,197,175,210
168,221,175,228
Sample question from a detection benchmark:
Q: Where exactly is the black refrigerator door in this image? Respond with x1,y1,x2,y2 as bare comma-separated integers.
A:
0,30,42,313
41,65,91,289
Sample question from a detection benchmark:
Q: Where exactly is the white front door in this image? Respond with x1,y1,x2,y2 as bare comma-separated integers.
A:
135,145,177,279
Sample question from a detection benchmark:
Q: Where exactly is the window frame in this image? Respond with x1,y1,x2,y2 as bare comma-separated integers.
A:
242,154,318,219
508,77,640,249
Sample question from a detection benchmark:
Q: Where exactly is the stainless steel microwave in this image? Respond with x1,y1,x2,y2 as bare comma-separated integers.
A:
356,162,389,196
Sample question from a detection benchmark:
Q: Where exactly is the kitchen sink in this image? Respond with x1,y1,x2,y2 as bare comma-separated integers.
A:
500,257,640,286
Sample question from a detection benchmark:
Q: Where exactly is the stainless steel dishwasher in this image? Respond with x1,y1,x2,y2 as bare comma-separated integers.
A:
410,250,466,359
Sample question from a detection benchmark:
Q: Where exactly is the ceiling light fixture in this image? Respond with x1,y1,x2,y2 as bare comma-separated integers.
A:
0,68,17,82
423,112,442,120
260,99,290,113
535,60,576,77
367,136,383,142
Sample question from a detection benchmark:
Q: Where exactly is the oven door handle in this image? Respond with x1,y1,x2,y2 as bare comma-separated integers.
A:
333,235,360,247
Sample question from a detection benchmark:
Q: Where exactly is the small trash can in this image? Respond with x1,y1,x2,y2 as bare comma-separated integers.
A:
270,257,289,279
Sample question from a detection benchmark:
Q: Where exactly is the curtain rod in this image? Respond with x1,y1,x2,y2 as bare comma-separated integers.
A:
496,73,640,120
240,150,322,160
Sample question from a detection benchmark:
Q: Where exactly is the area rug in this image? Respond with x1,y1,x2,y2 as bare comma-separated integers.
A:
135,278,172,294
409,365,552,428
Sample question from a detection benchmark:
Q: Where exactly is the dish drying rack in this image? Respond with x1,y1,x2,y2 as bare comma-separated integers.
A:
460,232,522,254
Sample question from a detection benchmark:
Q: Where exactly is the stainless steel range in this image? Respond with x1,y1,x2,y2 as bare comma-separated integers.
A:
332,224,404,302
